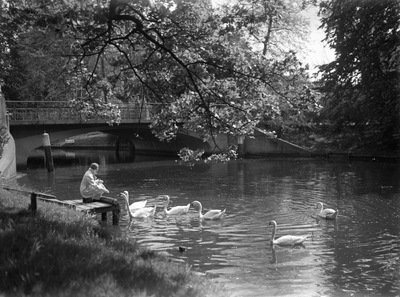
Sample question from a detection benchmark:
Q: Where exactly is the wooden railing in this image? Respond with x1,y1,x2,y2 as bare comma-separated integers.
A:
5,101,158,124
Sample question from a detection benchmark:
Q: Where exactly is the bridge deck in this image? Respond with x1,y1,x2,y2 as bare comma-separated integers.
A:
6,101,156,125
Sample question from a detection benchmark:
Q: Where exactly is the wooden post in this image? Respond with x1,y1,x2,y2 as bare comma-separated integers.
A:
42,131,54,172
30,192,37,212
112,209,120,225
115,137,120,152
237,135,245,156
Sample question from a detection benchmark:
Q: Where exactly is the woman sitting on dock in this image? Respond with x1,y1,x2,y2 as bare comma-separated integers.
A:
80,163,109,203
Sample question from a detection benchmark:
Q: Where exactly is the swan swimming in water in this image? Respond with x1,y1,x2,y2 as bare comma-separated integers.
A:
315,202,339,220
118,191,148,211
268,220,309,246
191,200,226,220
120,191,157,219
128,199,147,211
160,195,190,215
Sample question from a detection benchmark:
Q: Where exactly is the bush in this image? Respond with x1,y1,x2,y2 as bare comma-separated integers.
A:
178,145,238,165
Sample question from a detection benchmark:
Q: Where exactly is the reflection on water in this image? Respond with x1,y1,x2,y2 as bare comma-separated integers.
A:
18,149,400,297
27,148,173,169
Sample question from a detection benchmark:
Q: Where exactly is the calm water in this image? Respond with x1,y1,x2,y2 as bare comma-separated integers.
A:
16,149,400,297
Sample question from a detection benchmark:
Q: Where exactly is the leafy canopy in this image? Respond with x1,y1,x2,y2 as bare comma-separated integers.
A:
216,0,314,58
318,0,400,148
0,0,320,143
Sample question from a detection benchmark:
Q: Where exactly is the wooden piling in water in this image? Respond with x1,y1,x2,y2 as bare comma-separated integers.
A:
42,131,54,172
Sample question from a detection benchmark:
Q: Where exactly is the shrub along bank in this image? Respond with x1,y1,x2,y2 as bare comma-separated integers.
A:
0,186,225,297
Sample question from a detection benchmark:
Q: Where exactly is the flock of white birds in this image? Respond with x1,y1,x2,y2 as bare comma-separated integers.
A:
119,190,339,247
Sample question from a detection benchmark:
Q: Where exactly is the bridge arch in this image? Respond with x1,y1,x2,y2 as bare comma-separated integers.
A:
6,101,219,168
10,123,213,169
5,100,311,169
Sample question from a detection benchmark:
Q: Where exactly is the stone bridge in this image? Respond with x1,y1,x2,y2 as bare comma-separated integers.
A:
3,100,311,171
5,101,221,169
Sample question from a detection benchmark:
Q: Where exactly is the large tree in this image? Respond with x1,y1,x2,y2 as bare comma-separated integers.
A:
318,0,400,149
0,0,320,145
0,0,121,124
216,0,314,58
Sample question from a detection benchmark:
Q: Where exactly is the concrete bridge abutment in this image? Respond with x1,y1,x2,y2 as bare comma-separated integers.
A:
9,122,310,169
0,93,16,179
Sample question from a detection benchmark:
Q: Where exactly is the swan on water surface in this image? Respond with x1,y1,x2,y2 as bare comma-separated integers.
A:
160,195,190,215
120,191,157,219
315,202,339,220
119,191,147,211
191,200,226,220
268,220,309,246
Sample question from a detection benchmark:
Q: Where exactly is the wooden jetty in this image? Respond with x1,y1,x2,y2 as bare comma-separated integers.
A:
3,187,121,225
38,196,121,225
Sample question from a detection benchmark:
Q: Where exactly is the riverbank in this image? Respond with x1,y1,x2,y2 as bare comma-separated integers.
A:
283,129,399,158
0,185,225,297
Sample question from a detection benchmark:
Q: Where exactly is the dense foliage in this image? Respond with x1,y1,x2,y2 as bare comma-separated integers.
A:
178,145,237,165
0,0,319,145
317,0,400,150
217,0,314,58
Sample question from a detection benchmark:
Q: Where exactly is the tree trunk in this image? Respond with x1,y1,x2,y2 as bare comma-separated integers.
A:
262,15,274,56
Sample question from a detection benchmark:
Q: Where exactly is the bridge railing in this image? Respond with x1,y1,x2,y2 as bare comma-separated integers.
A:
5,101,158,124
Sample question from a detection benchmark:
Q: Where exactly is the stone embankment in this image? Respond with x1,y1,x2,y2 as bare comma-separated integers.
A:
0,92,16,179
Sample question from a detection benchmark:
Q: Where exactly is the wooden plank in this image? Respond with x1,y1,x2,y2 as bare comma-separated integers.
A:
91,206,120,213
90,202,112,207
75,204,93,211
3,186,56,199
32,196,120,225
38,197,65,203
61,200,81,206
37,198,119,211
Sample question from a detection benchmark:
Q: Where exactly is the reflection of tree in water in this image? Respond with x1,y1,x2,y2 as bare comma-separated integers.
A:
27,148,178,168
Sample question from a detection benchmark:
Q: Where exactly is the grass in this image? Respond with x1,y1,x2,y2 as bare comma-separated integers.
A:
0,186,226,297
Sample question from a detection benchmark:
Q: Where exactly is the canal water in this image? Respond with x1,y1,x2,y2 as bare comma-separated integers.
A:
16,148,400,297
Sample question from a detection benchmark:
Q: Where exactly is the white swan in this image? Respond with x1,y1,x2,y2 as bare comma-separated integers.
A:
121,191,157,219
119,190,148,211
160,195,190,215
315,202,339,220
269,220,309,246
191,200,226,220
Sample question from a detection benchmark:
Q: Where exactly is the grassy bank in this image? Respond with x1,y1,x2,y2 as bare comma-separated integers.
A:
0,186,225,297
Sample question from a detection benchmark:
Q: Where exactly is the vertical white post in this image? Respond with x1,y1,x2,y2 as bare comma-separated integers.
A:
42,131,54,172
237,135,245,156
